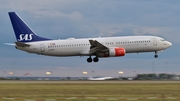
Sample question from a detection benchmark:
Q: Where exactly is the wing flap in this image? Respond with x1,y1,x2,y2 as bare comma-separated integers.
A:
89,47,99,54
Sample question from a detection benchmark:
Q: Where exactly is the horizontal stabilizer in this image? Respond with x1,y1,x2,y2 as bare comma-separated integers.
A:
15,42,30,47
4,43,15,46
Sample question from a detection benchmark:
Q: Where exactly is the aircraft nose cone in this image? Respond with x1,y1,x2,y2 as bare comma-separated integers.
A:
167,41,172,47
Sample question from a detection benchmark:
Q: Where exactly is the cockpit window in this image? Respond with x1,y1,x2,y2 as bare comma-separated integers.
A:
160,39,165,41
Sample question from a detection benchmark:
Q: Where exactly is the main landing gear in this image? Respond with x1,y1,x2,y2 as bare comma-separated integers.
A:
87,56,99,63
154,51,158,58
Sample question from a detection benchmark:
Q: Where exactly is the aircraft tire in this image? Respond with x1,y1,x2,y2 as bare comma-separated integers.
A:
87,57,92,63
154,55,158,58
93,57,99,62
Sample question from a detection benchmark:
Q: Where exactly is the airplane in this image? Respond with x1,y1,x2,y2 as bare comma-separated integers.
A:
88,77,117,80
6,12,172,63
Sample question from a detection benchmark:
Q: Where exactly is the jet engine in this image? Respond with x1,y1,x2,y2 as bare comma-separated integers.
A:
96,47,126,57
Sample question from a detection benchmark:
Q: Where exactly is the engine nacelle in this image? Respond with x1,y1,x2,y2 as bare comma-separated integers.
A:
96,47,126,57
109,47,126,57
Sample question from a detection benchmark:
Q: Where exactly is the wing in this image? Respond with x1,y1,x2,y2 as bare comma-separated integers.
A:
89,40,108,54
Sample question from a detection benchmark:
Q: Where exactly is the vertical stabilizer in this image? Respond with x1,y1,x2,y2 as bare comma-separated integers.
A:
8,12,51,42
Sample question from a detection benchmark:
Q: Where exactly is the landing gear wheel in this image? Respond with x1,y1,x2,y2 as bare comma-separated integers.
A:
87,57,92,63
154,55,158,58
93,57,99,62
154,51,158,58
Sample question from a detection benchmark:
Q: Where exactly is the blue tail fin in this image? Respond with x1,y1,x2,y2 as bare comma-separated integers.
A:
8,12,51,42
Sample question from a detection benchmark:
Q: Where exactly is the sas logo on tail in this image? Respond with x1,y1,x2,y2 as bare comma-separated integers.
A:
18,34,33,41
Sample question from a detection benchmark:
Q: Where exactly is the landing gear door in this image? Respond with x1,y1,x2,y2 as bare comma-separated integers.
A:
40,44,45,52
153,38,157,46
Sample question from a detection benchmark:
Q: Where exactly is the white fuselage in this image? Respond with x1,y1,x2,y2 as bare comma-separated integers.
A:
16,36,172,57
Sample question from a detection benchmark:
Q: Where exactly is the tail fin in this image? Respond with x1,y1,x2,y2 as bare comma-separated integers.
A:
8,12,51,42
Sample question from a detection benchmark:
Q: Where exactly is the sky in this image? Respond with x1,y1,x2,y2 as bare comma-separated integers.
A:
0,0,180,77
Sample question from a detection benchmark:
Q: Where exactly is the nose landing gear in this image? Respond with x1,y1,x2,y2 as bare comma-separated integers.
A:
154,51,158,58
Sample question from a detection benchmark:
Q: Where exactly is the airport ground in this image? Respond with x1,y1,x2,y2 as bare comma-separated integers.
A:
0,80,180,101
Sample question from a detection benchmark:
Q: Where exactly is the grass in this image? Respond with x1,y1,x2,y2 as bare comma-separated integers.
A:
0,81,180,101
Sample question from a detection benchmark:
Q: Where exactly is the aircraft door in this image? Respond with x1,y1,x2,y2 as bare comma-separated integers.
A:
153,38,157,46
40,44,45,52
